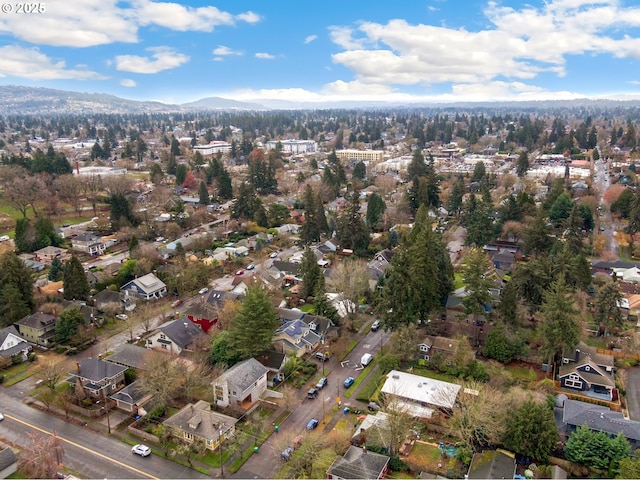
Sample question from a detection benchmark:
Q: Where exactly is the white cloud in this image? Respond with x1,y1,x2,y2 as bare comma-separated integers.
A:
120,79,137,87
115,47,189,74
212,46,243,56
255,52,275,60
304,35,318,44
0,0,258,47
0,45,105,80
327,0,640,95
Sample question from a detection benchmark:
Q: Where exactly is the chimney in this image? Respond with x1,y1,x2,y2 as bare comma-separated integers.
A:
75,161,80,175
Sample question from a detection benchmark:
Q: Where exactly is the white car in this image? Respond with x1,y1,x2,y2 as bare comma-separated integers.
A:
198,287,209,295
116,314,128,321
132,444,151,457
0,413,4,421
269,252,278,258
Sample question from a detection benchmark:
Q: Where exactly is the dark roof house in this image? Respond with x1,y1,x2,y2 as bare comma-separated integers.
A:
327,445,390,480
467,450,516,479
146,318,207,355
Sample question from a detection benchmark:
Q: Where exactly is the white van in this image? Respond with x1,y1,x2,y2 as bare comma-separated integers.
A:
361,353,373,366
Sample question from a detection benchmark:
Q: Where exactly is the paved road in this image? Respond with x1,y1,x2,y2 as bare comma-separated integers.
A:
0,390,208,479
232,321,391,479
625,366,640,421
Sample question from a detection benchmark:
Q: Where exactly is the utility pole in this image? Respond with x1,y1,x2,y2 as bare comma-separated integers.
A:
219,427,225,478
102,387,111,434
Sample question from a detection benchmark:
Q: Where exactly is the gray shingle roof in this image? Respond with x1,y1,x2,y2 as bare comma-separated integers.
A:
327,445,389,480
105,344,151,370
157,318,205,349
163,400,237,442
0,326,28,356
563,399,640,441
0,446,17,471
220,358,268,392
468,450,516,479
110,379,148,405
72,357,127,382
15,312,56,329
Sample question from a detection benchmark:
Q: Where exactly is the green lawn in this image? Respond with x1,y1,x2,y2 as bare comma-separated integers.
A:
453,272,465,290
504,364,537,381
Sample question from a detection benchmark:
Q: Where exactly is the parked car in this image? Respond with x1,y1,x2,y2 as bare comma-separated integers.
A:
307,388,319,399
132,444,151,457
270,252,279,258
371,320,381,331
361,353,373,366
306,418,319,430
115,314,128,321
171,299,183,308
368,401,381,412
343,377,355,388
316,377,328,389
280,447,293,461
235,269,244,276
314,352,329,361
198,287,209,295
246,264,255,270
0,413,4,421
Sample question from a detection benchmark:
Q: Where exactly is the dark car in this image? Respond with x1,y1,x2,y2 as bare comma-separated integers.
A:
306,418,319,430
343,376,355,388
307,388,319,399
316,377,328,389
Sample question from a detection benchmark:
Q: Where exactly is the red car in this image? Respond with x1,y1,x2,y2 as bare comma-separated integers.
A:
235,269,244,276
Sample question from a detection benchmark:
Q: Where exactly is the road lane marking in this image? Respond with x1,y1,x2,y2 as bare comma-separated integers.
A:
5,414,158,479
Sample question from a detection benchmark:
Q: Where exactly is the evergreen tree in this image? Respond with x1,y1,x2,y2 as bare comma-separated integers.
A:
109,193,139,229
471,161,486,183
55,307,84,344
300,248,323,299
523,208,555,256
175,164,187,185
63,256,90,301
461,248,494,324
352,161,366,180
300,185,320,245
336,190,370,255
548,192,573,227
231,183,260,221
128,234,139,253
565,424,630,473
316,196,330,235
366,193,386,230
516,151,529,177
170,136,181,156
407,149,428,179
216,168,233,200
48,256,64,281
539,275,579,372
313,285,339,325
448,176,465,217
229,285,279,359
0,252,34,326
166,154,177,176
595,280,624,336
198,181,209,205
503,400,558,462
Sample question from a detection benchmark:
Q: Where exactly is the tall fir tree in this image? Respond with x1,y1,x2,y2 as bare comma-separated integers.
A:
0,252,34,326
336,190,370,255
63,256,90,301
229,285,279,359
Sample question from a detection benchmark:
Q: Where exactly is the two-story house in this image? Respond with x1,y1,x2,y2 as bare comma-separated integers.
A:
417,336,459,362
70,357,127,399
327,445,390,480
121,273,167,301
14,312,57,348
273,319,322,357
0,326,30,362
145,318,206,355
33,246,70,265
71,234,105,256
163,400,237,451
558,342,615,401
212,358,268,412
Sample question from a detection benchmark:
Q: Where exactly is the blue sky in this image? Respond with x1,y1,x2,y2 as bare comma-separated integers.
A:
0,0,640,104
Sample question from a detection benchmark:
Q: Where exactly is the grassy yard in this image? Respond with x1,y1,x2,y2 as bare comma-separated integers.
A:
343,359,379,399
453,272,465,290
409,365,461,384
504,364,538,382
2,361,37,387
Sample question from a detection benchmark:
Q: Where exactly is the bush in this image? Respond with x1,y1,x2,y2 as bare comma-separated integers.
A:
388,456,409,472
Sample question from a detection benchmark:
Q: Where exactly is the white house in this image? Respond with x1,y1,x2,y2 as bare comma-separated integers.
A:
145,318,206,355
381,370,461,419
71,234,105,256
0,326,30,360
121,272,167,301
212,358,268,411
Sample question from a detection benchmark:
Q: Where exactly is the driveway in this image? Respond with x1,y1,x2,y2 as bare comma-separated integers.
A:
625,366,640,421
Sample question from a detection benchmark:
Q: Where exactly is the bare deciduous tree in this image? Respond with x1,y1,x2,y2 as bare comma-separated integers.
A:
54,174,84,216
102,175,133,196
390,324,420,363
0,166,44,218
35,359,69,391
18,433,64,479
136,351,182,409
328,259,370,330
81,173,102,217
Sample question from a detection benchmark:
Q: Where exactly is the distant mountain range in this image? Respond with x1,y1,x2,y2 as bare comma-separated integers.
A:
0,85,639,114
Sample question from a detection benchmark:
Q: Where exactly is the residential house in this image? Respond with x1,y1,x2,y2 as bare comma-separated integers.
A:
558,342,615,401
467,450,516,479
303,314,337,340
366,249,394,283
14,312,57,348
105,344,151,370
163,400,237,451
71,234,105,256
184,303,218,333
0,446,17,479
255,350,287,387
110,380,150,413
351,411,392,450
121,272,167,301
273,319,322,357
33,246,70,265
92,289,123,313
380,370,461,419
326,445,390,480
562,399,640,449
418,336,459,362
277,308,305,323
212,358,268,411
70,357,126,399
0,326,30,361
145,318,207,355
